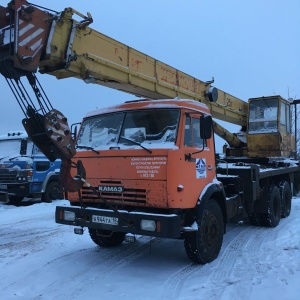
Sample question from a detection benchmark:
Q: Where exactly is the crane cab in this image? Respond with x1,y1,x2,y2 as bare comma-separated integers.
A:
247,96,295,157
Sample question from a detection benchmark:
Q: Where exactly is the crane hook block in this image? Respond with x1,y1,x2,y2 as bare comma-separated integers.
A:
22,108,76,162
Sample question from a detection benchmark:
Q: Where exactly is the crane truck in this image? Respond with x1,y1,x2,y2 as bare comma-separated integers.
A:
0,0,298,264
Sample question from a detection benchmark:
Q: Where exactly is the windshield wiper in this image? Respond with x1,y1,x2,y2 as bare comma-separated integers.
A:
9,155,30,161
76,145,100,154
119,136,152,154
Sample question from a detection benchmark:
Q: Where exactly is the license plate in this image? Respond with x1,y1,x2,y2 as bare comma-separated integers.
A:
0,184,7,189
92,215,118,225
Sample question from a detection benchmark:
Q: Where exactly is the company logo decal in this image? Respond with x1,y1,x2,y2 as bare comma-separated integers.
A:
196,158,206,178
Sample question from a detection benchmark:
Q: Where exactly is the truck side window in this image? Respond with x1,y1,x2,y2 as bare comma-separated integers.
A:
184,116,205,147
280,102,291,133
36,161,50,172
184,116,193,146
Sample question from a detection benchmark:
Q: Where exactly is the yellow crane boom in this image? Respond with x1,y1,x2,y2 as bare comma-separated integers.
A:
4,1,294,158
39,8,248,128
0,2,247,130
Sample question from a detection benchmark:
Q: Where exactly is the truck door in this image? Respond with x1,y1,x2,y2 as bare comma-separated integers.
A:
31,145,52,194
183,113,215,193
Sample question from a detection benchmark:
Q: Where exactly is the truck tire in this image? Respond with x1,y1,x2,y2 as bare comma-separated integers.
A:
42,181,63,203
8,196,24,206
184,199,224,264
279,181,292,218
89,228,125,247
259,184,281,227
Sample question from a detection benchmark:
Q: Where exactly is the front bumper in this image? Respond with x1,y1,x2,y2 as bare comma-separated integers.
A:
0,182,30,200
55,206,181,238
0,192,9,203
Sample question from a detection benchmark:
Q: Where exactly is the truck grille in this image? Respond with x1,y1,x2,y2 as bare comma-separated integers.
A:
0,169,17,182
81,186,147,204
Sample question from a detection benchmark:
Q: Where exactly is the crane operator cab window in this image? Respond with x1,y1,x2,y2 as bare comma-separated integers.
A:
248,98,278,133
248,97,291,135
184,115,206,148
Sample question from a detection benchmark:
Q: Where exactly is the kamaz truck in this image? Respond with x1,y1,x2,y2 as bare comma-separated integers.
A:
0,131,62,205
0,0,299,263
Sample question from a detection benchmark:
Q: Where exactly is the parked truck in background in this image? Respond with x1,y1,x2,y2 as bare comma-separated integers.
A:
0,0,298,263
0,131,63,205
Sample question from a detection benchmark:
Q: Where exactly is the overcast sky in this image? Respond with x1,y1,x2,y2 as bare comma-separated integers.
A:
0,0,299,152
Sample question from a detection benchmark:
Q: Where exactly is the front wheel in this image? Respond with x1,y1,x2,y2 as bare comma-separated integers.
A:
89,228,125,247
184,199,224,264
42,181,63,203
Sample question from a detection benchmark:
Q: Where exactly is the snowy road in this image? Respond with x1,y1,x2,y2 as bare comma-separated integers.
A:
0,199,299,300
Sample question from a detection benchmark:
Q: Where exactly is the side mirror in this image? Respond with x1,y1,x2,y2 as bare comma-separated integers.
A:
71,122,81,142
20,139,28,155
200,115,212,139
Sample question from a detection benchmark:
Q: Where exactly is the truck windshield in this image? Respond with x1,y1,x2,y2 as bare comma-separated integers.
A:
77,109,180,150
0,139,33,159
248,98,278,133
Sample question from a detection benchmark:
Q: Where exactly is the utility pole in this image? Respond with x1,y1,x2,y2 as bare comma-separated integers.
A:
292,99,300,159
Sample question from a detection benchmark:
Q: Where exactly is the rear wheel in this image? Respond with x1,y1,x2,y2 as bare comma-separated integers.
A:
184,199,224,264
259,184,281,227
279,181,292,218
42,181,63,203
89,228,125,247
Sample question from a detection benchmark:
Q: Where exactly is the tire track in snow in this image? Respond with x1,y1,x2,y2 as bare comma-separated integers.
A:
0,211,60,255
233,214,300,293
246,215,300,289
160,224,273,299
0,246,94,294
160,200,300,299
0,226,66,246
0,225,71,266
159,225,249,299
203,220,293,300
12,236,161,300
203,225,272,299
0,212,53,229
47,236,162,300
160,263,202,299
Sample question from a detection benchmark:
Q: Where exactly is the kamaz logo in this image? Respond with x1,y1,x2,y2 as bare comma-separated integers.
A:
98,185,124,193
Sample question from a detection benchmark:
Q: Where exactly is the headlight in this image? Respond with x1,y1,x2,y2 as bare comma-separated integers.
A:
63,211,76,221
140,220,156,232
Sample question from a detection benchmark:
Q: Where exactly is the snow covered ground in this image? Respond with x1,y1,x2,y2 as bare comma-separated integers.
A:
0,198,299,300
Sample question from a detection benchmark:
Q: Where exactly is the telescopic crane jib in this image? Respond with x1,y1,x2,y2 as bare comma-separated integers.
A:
0,0,295,160
0,0,250,158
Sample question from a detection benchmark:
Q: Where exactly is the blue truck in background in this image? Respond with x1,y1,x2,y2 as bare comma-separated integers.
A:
0,131,63,205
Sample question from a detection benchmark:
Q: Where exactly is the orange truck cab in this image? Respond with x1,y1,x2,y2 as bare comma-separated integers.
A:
56,99,237,264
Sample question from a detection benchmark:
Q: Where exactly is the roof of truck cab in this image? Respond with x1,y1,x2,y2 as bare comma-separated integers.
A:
0,131,27,140
84,98,210,118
